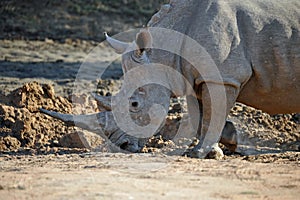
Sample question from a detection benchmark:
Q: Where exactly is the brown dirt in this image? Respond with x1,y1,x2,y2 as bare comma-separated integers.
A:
0,82,72,151
0,82,99,153
0,71,299,200
0,153,299,200
0,1,299,199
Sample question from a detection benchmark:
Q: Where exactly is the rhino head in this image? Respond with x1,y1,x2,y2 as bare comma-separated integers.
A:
105,28,173,135
40,29,173,152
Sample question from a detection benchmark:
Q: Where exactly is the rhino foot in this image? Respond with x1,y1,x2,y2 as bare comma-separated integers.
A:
205,144,224,160
188,143,224,160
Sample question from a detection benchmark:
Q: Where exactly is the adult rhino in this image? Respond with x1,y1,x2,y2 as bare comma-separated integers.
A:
41,0,300,158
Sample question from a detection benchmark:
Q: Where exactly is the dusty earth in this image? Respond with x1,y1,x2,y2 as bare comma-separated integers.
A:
0,1,300,200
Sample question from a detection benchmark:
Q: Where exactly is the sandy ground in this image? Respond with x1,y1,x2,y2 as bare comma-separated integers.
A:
1,153,299,200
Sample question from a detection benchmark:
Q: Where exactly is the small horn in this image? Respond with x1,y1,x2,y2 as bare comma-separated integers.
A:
104,32,129,54
91,93,111,111
136,27,152,50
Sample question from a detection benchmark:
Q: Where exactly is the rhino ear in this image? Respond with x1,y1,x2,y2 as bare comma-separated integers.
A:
135,28,152,56
105,32,129,54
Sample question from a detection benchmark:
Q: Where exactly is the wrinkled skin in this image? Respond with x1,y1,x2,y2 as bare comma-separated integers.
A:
103,0,300,158
41,0,299,159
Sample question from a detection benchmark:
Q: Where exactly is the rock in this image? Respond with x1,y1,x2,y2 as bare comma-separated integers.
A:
59,132,91,149
0,136,21,151
59,131,104,149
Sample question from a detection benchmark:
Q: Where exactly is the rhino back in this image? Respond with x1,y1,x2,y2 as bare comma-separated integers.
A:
149,0,300,114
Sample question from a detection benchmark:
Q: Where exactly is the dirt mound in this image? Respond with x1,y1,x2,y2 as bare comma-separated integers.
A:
1,81,71,112
229,103,300,153
0,82,101,153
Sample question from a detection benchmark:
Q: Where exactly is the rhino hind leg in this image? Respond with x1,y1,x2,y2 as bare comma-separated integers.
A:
220,121,238,152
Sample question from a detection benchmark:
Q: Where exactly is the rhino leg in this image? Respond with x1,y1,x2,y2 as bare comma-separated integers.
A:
220,121,237,152
39,108,140,152
190,84,239,159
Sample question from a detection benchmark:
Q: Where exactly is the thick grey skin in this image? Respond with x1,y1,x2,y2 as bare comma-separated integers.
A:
40,0,299,158
106,0,300,158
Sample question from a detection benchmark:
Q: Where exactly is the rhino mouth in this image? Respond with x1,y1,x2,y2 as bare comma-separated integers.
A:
119,140,140,153
111,133,141,153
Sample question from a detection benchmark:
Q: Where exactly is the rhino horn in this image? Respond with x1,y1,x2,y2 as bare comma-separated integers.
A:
39,108,75,126
104,32,129,54
39,108,106,135
39,108,141,153
91,92,112,111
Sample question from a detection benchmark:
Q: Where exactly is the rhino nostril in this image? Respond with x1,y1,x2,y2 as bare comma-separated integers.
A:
120,141,129,150
131,101,139,108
